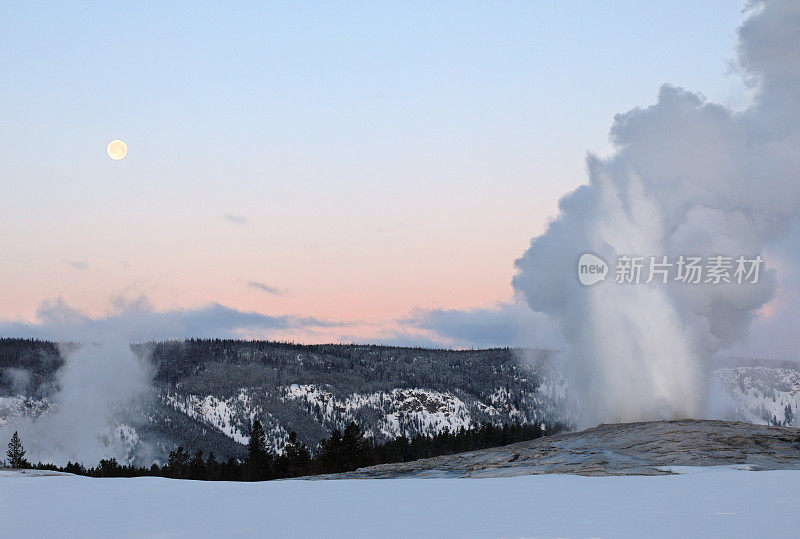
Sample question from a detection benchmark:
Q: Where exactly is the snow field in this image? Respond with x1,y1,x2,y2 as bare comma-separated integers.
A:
1,467,798,538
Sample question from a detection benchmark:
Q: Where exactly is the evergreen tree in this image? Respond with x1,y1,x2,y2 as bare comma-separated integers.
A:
167,447,190,478
64,461,86,475
223,456,241,481
205,452,220,481
244,419,272,481
282,431,312,477
314,429,343,474
188,450,207,480
7,431,28,469
97,458,122,477
341,422,372,471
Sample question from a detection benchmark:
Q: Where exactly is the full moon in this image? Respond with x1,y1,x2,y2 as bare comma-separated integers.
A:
106,139,128,160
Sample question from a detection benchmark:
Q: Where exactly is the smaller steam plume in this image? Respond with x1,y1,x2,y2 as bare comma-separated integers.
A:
0,331,152,467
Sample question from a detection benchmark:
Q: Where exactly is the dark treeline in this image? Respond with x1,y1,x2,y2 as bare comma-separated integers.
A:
28,420,556,481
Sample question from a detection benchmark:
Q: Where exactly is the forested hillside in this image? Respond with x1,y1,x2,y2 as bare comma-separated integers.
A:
3,338,794,466
0,338,564,464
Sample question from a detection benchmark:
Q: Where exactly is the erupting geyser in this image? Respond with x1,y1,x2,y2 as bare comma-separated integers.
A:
513,1,800,427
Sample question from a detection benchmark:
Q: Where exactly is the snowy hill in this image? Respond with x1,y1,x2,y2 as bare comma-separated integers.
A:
2,337,797,467
713,366,800,426
0,339,564,464
0,395,51,424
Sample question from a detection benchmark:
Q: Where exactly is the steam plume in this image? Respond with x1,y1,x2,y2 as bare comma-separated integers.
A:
0,326,152,466
513,1,800,426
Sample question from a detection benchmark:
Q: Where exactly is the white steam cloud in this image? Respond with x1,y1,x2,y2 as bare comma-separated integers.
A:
0,341,151,466
0,320,153,466
513,1,800,427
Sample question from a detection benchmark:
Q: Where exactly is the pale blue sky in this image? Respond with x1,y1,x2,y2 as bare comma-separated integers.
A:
0,1,750,341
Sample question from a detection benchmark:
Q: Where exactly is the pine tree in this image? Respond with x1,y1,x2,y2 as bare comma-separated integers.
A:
205,452,219,481
315,429,342,474
188,450,207,480
245,419,272,481
7,431,29,469
341,422,371,471
282,431,312,477
223,456,241,481
167,447,190,478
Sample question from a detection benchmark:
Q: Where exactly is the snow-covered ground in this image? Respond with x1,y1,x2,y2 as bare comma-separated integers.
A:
1,467,798,538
